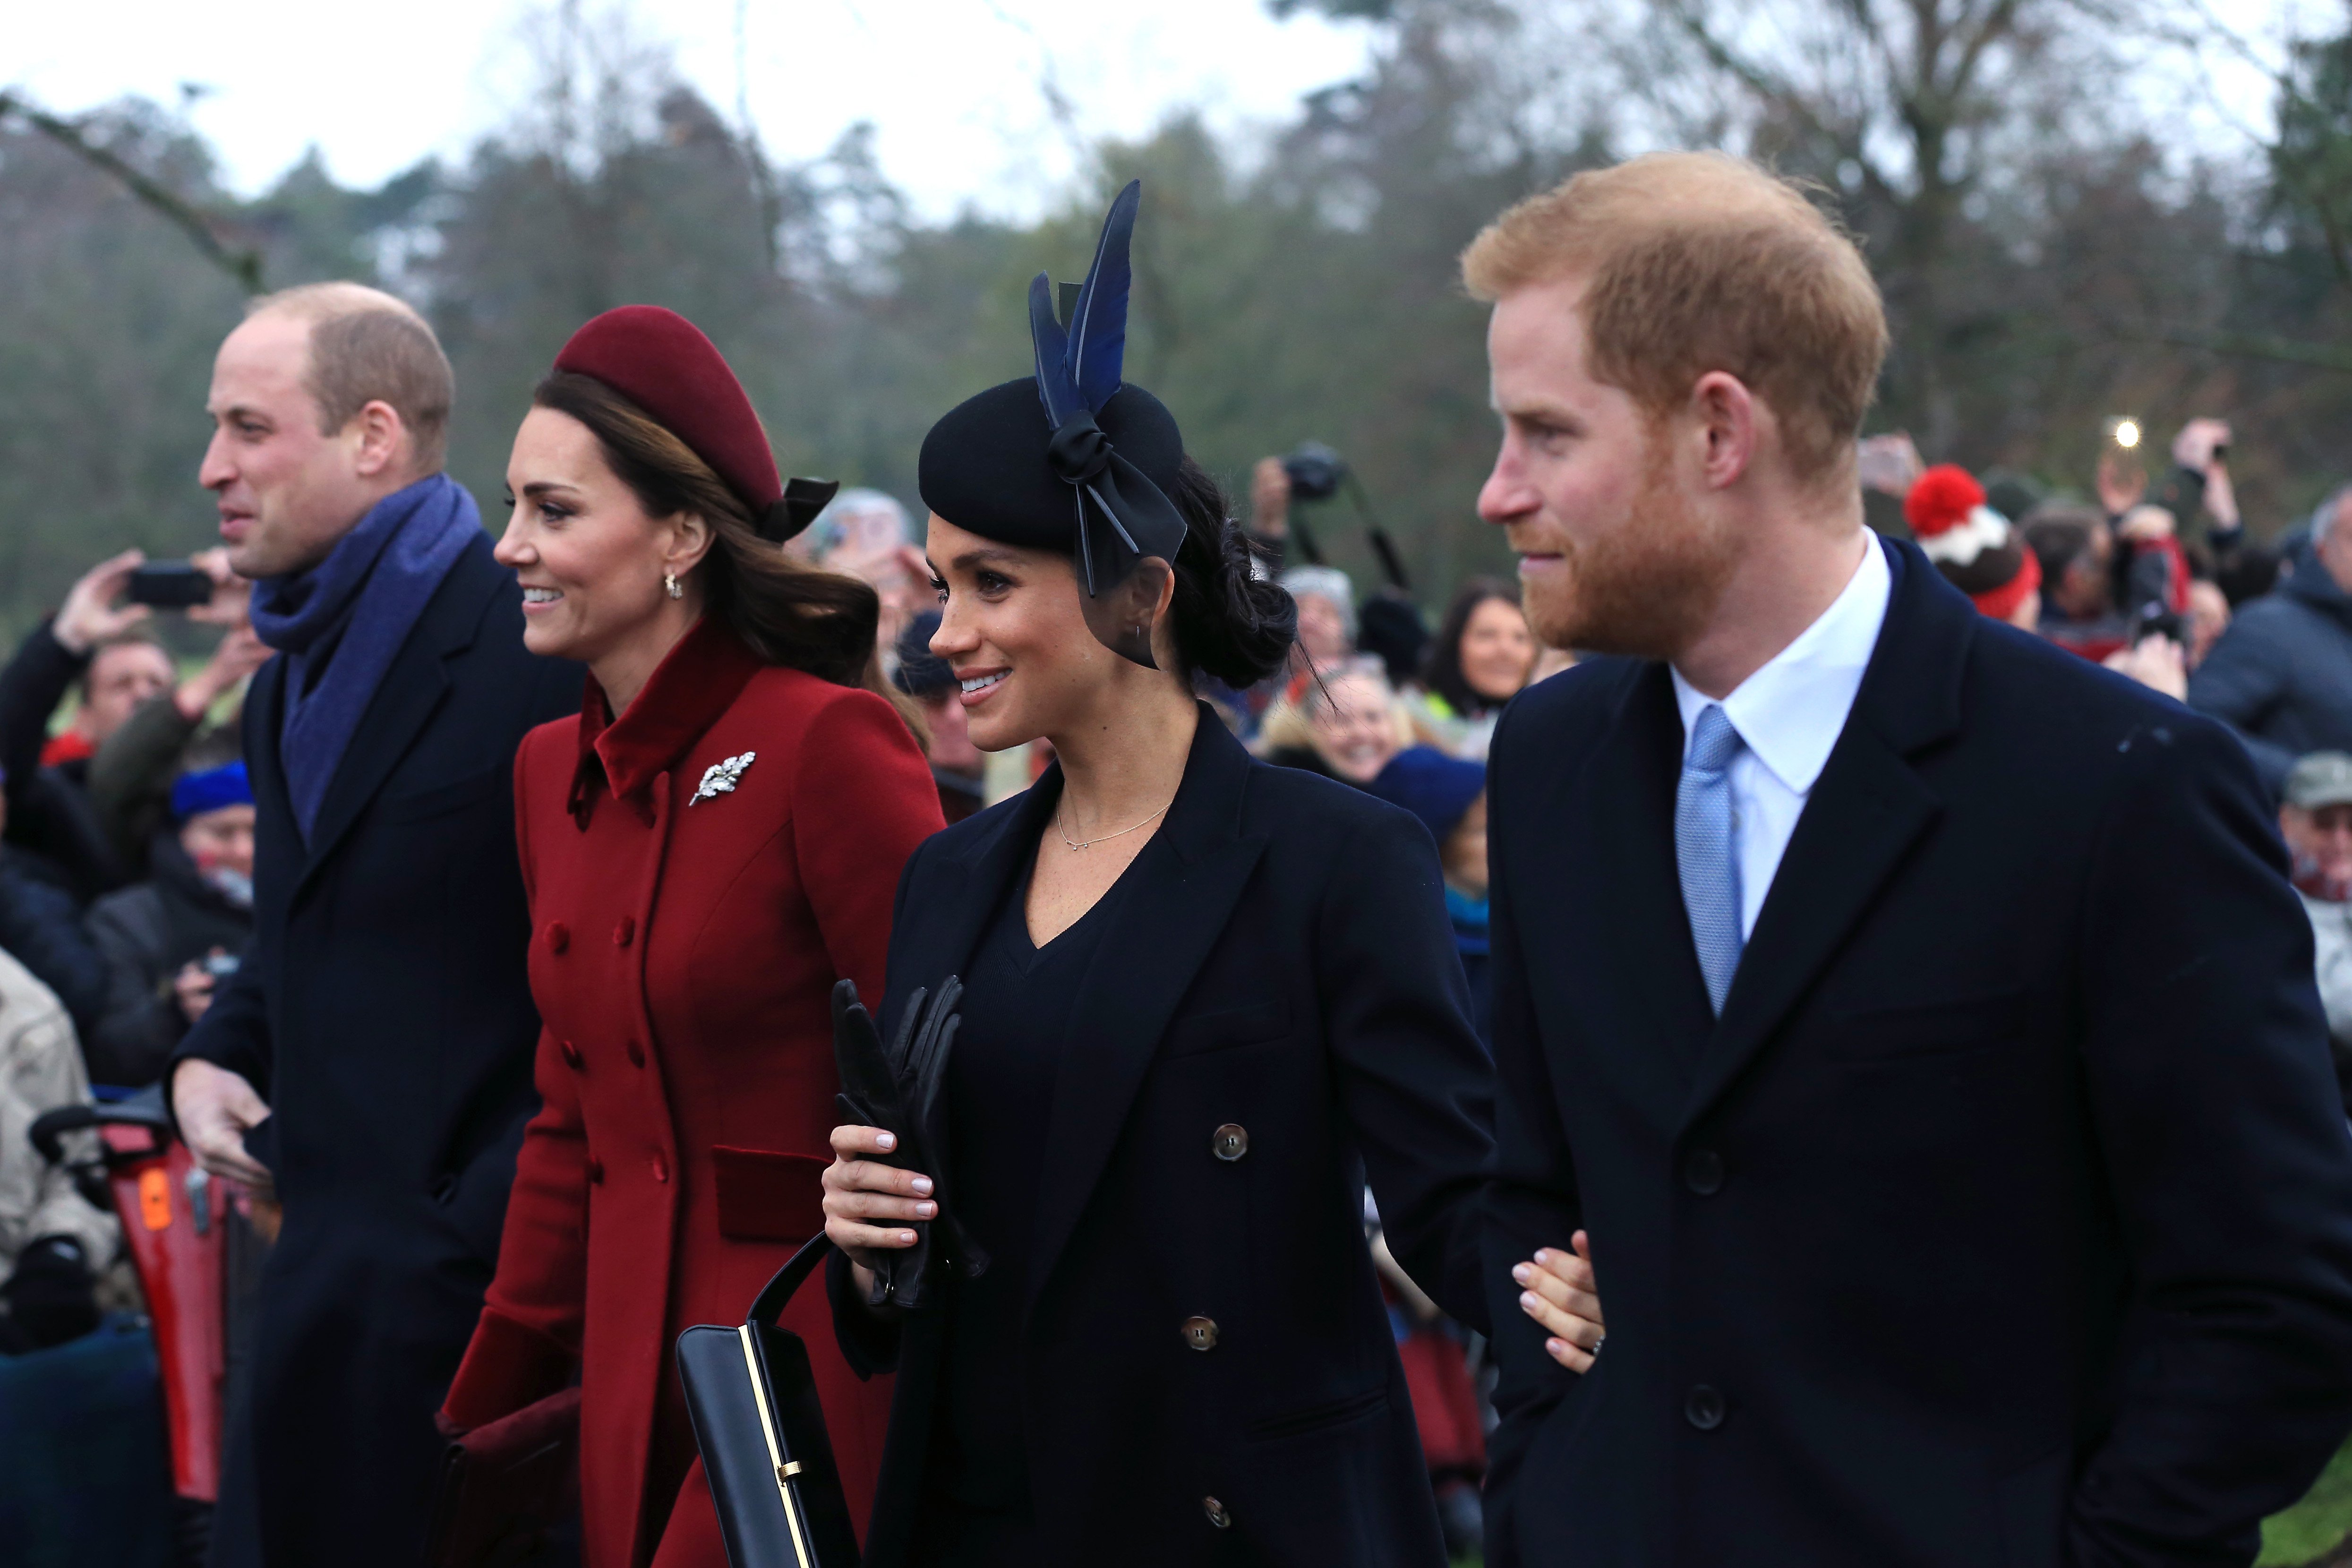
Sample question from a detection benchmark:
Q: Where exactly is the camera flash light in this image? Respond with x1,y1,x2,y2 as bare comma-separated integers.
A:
2113,419,2141,450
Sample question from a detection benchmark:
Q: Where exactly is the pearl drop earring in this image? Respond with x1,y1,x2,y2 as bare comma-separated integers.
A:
664,570,683,600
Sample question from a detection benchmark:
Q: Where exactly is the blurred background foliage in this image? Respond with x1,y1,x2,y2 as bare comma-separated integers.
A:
8,0,2352,637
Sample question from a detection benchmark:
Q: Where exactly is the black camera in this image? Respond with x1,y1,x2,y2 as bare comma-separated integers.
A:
127,562,215,608
2129,600,2184,646
1280,443,1347,503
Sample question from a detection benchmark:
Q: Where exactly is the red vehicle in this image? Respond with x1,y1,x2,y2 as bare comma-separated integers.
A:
33,1092,272,1563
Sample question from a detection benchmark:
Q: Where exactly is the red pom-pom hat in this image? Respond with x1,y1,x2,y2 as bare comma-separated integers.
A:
1901,462,2039,621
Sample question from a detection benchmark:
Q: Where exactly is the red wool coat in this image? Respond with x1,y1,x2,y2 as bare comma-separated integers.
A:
441,619,943,1568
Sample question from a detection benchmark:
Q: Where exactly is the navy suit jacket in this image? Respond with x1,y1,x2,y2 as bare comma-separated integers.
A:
170,531,579,1568
1482,537,2352,1567
830,710,1494,1568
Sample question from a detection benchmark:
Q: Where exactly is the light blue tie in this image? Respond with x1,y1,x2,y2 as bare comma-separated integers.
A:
1677,704,1745,1015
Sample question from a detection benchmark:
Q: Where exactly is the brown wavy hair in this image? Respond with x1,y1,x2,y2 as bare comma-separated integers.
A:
532,371,921,738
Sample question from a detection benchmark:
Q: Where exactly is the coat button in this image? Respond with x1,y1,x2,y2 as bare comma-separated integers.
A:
614,916,635,947
1202,1497,1231,1529
1181,1315,1219,1352
586,1158,605,1185
1685,1384,1726,1430
560,1040,583,1071
1211,1123,1249,1162
651,1153,670,1184
627,1040,646,1069
430,1174,458,1205
546,922,569,954
1684,1150,1725,1196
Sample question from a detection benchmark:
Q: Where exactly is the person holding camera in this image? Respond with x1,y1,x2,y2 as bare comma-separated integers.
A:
82,758,257,1088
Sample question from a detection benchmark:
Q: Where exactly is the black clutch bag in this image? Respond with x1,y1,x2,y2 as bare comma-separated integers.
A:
676,1235,860,1568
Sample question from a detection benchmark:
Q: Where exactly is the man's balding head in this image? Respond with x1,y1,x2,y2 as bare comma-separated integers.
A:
245,283,453,472
201,283,455,578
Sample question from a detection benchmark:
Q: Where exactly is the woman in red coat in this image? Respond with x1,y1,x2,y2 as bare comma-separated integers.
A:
439,306,944,1567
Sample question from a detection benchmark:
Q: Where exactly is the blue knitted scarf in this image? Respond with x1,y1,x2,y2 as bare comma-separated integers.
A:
248,474,480,840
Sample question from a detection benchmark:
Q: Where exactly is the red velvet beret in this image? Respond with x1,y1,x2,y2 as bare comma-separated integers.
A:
554,306,816,538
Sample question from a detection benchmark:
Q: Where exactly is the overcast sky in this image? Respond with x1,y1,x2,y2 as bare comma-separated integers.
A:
10,0,1378,222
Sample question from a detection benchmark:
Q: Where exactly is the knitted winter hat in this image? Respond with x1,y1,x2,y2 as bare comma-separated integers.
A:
1904,464,2041,621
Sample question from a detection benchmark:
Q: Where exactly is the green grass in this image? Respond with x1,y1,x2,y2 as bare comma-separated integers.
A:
2262,1441,2352,1566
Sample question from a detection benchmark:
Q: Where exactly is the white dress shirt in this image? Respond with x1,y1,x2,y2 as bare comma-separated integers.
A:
1670,536,1892,939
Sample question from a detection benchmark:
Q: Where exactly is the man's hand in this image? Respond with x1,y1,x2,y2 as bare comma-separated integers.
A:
1250,456,1291,539
173,956,222,1024
176,626,270,723
53,549,150,654
184,547,251,629
2172,417,2232,475
1856,432,1924,498
2097,450,2147,518
171,1057,273,1191
2104,634,2188,702
1514,1230,1607,1372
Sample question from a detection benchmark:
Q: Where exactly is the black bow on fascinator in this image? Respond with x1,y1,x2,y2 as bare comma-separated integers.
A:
758,477,843,544
915,180,1191,668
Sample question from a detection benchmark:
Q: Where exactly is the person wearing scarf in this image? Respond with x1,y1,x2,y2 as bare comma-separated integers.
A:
166,283,581,1568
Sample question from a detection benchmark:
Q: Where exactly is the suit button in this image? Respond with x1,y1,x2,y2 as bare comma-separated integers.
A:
1181,1315,1219,1352
547,922,569,954
627,1040,646,1068
614,917,635,947
560,1040,583,1071
651,1153,670,1184
586,1158,605,1185
1684,1150,1724,1196
1685,1384,1726,1430
1211,1123,1249,1162
430,1174,458,1205
1202,1497,1231,1529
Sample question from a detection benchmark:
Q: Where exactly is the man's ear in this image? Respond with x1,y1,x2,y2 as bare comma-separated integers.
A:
348,399,409,480
1690,371,1758,492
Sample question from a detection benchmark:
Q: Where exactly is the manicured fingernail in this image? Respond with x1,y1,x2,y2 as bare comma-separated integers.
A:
912,1176,933,1195
1521,1291,1540,1311
916,1201,936,1217
1512,1264,1531,1284
901,1231,916,1243
1532,1249,1549,1263
877,1132,896,1150
1548,1339,1568,1356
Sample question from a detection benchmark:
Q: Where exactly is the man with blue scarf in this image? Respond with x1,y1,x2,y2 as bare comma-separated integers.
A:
167,283,578,1568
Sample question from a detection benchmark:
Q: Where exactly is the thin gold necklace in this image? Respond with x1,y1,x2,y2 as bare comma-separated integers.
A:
1056,796,1175,852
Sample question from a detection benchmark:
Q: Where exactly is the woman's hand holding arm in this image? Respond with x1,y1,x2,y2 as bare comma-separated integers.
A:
1514,1230,1606,1372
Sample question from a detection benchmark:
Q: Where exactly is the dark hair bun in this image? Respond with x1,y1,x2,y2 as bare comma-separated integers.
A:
1166,457,1296,688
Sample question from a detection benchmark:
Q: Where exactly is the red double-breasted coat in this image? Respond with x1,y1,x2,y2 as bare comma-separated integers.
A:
441,618,943,1567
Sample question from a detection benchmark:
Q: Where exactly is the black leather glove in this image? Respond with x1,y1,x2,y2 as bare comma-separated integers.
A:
832,977,979,1310
0,1234,100,1353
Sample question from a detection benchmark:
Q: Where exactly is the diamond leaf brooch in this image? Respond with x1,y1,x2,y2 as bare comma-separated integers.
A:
691,751,755,805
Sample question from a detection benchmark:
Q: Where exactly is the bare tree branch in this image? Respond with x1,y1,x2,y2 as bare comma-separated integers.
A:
0,92,264,293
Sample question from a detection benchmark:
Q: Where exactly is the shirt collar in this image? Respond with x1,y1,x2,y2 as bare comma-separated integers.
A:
1671,533,1891,797
571,616,763,819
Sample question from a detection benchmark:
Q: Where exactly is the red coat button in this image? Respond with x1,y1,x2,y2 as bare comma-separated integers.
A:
586,1158,605,1185
626,1040,646,1069
546,922,569,954
650,1153,670,1184
614,917,635,947
559,1040,583,1071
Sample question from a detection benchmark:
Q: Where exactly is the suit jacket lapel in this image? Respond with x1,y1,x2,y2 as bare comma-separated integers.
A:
244,655,307,882
1024,713,1266,1317
1681,541,1968,1128
1582,663,1721,1087
295,548,494,894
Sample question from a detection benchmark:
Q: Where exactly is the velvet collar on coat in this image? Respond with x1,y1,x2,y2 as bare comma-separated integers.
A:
569,615,763,824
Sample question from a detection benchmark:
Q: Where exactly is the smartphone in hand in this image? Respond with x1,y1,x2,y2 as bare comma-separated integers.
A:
127,562,215,608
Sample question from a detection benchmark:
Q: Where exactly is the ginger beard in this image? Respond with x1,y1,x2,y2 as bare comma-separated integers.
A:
1522,420,1739,662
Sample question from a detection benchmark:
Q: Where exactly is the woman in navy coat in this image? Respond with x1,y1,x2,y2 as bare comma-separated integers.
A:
821,184,1496,1567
